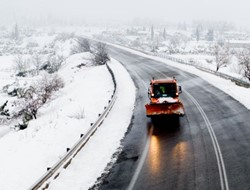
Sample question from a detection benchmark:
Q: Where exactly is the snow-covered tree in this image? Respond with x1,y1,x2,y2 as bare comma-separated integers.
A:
15,54,28,76
195,25,201,42
93,42,110,65
14,74,64,129
131,38,142,48
32,53,43,75
71,37,91,54
167,35,181,54
36,74,64,104
41,55,65,73
214,44,230,72
151,25,154,41
163,28,166,41
206,29,214,41
12,24,19,40
237,49,250,81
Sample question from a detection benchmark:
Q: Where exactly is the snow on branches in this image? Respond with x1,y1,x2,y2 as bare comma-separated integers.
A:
12,74,64,129
237,49,250,81
214,43,230,72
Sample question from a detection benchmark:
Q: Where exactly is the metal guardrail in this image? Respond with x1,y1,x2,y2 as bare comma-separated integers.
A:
29,63,117,190
154,53,250,88
91,37,250,88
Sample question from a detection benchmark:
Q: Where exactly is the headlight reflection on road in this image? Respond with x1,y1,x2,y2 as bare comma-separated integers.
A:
172,141,188,166
148,135,188,175
149,135,161,175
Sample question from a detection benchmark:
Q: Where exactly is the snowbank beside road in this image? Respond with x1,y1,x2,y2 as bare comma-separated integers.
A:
48,58,136,190
0,53,114,190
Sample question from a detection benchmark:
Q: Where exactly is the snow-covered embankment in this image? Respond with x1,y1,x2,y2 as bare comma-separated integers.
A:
0,52,135,190
48,58,136,190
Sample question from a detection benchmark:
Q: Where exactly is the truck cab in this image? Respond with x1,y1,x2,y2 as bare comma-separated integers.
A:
145,77,184,117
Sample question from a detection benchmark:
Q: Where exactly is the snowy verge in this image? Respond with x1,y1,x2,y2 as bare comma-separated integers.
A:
47,58,136,190
105,43,250,110
0,52,114,190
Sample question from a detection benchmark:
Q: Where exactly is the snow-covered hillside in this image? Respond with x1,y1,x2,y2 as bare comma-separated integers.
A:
0,31,135,190
0,49,116,190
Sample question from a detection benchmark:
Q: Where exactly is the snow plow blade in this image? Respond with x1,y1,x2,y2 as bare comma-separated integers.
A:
145,102,185,117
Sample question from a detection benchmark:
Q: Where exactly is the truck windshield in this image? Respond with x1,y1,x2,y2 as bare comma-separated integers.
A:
153,83,177,98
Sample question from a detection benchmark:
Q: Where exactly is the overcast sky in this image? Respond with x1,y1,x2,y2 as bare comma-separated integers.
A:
1,0,250,27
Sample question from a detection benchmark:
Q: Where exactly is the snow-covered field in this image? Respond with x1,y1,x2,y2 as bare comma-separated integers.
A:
167,54,245,80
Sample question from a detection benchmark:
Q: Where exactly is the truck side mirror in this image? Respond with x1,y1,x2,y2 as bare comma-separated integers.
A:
148,88,151,99
178,86,182,94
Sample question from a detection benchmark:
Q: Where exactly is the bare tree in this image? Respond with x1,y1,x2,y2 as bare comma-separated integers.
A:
151,25,154,41
15,54,28,75
214,44,230,71
163,28,166,41
237,49,250,81
195,26,201,42
13,74,64,129
37,74,64,104
93,42,110,65
12,23,19,40
51,55,65,72
42,55,65,73
167,35,181,54
32,53,43,75
131,38,142,48
71,37,91,54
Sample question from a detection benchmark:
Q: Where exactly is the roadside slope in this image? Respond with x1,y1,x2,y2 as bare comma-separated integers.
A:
47,58,136,190
0,53,114,190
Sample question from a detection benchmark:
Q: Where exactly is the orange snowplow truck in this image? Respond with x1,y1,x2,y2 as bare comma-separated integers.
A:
145,77,185,117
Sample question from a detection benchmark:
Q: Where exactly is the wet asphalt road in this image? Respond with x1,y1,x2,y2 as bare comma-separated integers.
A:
98,46,250,190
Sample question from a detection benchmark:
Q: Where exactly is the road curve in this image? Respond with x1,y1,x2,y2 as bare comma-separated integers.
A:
97,46,250,190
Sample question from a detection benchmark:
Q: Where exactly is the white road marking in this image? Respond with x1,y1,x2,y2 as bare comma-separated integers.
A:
127,126,153,190
144,62,229,190
126,61,229,190
126,69,153,190
184,90,229,190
